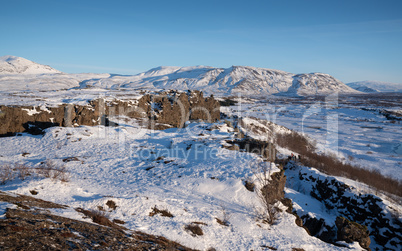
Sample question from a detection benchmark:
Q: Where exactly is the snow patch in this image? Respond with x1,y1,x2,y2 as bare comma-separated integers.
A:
22,107,41,116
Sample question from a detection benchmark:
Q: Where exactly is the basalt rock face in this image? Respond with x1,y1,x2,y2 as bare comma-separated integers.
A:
285,161,401,250
225,138,277,162
309,176,400,250
0,91,220,136
300,215,336,244
145,90,220,129
261,169,286,204
336,216,371,250
0,105,67,136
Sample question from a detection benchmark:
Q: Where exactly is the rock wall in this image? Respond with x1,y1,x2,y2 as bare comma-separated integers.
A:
285,161,402,250
261,169,286,204
336,216,371,250
225,138,277,162
145,90,220,129
0,91,220,136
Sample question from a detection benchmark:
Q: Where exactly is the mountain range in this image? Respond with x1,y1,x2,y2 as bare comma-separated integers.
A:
1,56,400,95
346,81,402,93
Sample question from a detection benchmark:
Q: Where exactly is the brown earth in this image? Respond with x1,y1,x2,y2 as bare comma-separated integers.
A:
0,191,195,250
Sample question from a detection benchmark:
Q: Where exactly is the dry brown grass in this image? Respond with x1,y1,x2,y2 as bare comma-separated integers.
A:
275,130,402,197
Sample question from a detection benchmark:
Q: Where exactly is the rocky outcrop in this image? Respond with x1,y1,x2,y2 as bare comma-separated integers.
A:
300,215,336,244
0,91,220,136
336,216,371,250
225,138,276,162
309,176,400,249
261,169,286,204
285,161,402,250
145,90,220,129
0,105,67,136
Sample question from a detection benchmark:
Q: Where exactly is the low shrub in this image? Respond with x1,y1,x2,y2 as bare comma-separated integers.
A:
15,163,31,180
36,159,55,178
36,159,69,182
51,165,69,182
0,164,14,185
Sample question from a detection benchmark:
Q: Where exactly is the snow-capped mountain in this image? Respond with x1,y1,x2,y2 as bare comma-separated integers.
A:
287,73,358,95
347,81,402,93
0,55,61,75
81,65,356,96
0,55,358,96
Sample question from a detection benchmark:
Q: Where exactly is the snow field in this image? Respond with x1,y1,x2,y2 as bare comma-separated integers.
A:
0,122,357,250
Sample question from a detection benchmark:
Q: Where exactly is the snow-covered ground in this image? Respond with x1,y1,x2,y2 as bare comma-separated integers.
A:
0,121,363,250
221,94,402,181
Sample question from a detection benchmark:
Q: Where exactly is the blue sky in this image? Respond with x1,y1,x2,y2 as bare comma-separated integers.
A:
1,0,401,83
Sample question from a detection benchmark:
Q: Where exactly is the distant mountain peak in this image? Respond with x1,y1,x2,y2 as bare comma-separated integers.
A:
347,81,402,93
0,55,62,75
286,72,358,96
